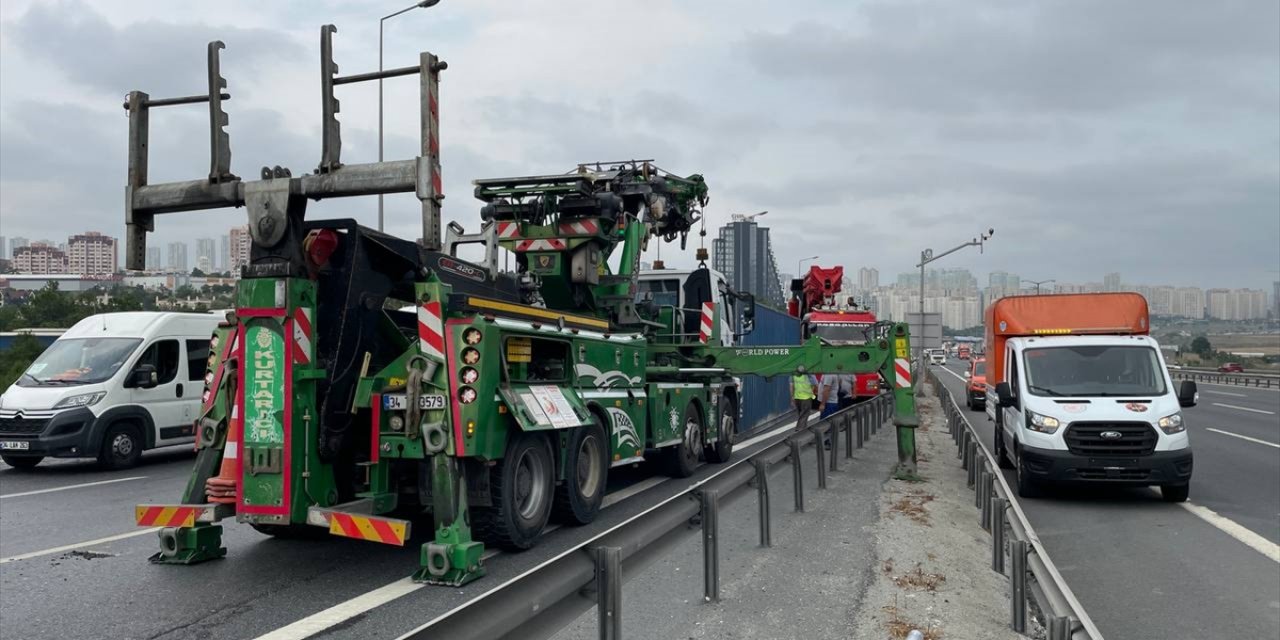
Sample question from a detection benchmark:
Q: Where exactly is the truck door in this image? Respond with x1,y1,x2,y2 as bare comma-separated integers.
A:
1001,348,1022,445
128,339,187,443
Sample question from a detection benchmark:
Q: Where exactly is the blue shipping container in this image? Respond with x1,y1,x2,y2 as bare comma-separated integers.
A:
737,304,800,434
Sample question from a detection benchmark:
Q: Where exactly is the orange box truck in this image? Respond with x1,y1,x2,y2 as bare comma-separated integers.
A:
984,293,1198,500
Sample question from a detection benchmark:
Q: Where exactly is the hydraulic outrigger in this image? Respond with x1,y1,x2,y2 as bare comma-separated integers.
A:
126,24,918,585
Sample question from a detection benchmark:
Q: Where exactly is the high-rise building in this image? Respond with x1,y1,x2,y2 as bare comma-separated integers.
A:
147,246,162,271
857,267,879,291
220,234,231,272
1103,272,1122,292
67,232,118,275
710,218,784,307
195,237,216,273
167,242,189,272
0,235,6,260
9,237,29,258
1170,287,1205,319
13,244,68,273
229,226,251,275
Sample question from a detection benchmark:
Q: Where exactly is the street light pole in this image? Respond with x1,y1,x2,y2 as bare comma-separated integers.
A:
1022,278,1055,295
798,255,818,278
379,0,440,232
915,228,996,357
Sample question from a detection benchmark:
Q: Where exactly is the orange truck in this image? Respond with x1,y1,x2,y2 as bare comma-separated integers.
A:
983,293,1198,500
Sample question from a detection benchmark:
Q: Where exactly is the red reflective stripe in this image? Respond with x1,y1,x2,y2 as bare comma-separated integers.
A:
331,512,357,538
368,517,399,544
139,506,164,526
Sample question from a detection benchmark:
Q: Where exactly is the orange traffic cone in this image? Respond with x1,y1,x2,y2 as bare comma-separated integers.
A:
205,394,241,504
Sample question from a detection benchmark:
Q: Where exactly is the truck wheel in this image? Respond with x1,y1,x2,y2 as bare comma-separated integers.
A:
1014,447,1041,498
995,426,1014,469
552,420,609,525
98,423,143,470
663,403,703,478
475,431,555,550
0,455,43,470
1160,483,1190,503
703,393,735,464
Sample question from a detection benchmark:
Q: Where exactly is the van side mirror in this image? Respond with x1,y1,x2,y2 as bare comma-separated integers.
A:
995,382,1015,408
130,364,158,389
1177,380,1198,408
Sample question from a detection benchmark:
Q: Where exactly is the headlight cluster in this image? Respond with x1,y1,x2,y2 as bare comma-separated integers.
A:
54,392,106,409
1157,412,1185,435
1025,409,1061,434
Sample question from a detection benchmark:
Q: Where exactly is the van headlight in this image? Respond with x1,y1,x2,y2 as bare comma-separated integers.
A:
54,392,107,409
1026,409,1061,434
1157,412,1185,435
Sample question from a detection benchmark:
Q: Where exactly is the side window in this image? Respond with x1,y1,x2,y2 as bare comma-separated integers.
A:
1008,352,1020,398
186,339,211,381
135,340,181,385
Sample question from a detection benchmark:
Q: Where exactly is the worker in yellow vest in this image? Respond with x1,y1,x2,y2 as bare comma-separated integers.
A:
790,365,818,431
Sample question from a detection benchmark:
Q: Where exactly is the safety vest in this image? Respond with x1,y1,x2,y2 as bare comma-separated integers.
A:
792,374,815,400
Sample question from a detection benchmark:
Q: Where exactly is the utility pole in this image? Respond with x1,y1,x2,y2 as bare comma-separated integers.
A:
1022,278,1055,295
798,255,818,279
379,0,440,232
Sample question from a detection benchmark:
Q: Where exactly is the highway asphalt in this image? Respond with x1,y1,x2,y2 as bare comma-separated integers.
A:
932,360,1280,640
0,413,838,640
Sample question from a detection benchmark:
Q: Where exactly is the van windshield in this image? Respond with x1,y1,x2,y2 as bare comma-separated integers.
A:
19,338,142,386
1023,346,1166,397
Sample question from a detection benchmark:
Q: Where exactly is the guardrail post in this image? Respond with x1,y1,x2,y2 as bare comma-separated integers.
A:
1011,539,1028,633
789,439,804,513
958,430,968,461
595,546,622,640
991,497,1006,574
754,459,771,548
1048,616,1071,640
980,470,993,531
844,413,854,459
701,489,720,603
855,410,865,449
812,426,828,489
967,443,977,488
976,467,987,509
829,419,841,472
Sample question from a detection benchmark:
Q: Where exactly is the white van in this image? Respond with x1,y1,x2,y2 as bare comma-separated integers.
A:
0,312,225,470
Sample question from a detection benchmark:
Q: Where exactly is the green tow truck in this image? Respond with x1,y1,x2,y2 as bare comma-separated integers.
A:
127,26,919,586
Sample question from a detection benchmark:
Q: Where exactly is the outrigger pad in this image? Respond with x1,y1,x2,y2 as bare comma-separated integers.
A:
148,525,227,565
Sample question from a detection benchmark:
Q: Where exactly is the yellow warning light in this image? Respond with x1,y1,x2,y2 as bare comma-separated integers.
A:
1032,328,1072,335
467,421,476,436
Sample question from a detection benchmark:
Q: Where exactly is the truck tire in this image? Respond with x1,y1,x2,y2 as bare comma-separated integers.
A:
1160,483,1190,503
995,426,1014,469
1,454,43,470
552,420,608,526
703,393,735,464
663,402,703,478
98,423,143,470
475,431,555,550
1014,445,1041,498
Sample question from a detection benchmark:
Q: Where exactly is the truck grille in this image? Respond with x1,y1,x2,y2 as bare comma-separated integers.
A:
0,416,50,436
1064,422,1157,457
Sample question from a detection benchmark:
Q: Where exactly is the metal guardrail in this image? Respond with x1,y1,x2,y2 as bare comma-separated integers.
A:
397,394,896,640
925,367,1104,640
1170,370,1277,388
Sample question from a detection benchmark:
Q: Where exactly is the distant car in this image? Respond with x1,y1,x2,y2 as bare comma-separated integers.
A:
1218,362,1244,373
929,350,947,365
965,358,986,410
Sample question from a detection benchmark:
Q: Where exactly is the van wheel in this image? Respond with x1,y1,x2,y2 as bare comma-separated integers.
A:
703,394,735,464
1014,446,1041,498
1160,483,1190,503
1,455,43,470
995,426,1014,469
475,431,555,550
552,420,609,526
663,403,703,478
98,423,143,470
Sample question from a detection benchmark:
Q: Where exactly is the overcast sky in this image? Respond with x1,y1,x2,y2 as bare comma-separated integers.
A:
1,0,1277,290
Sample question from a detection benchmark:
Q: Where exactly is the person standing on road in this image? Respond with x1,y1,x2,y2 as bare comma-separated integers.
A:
837,372,856,410
791,365,817,431
819,372,842,419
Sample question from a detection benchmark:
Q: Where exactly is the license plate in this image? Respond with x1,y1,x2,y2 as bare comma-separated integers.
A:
0,441,30,451
382,394,447,411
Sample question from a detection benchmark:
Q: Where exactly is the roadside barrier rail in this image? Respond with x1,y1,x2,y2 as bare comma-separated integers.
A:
925,366,1104,640
397,394,894,640
1170,370,1276,388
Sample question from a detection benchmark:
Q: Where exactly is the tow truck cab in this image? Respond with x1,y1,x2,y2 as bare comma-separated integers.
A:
983,294,1197,501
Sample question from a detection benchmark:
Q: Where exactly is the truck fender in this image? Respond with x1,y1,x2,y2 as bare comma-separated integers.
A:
86,405,157,454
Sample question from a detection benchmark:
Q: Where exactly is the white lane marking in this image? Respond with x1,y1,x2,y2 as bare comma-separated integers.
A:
1202,389,1248,398
1211,403,1276,415
1206,428,1280,449
0,527,160,564
255,417,807,640
0,476,147,499
936,365,968,384
1179,502,1280,563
